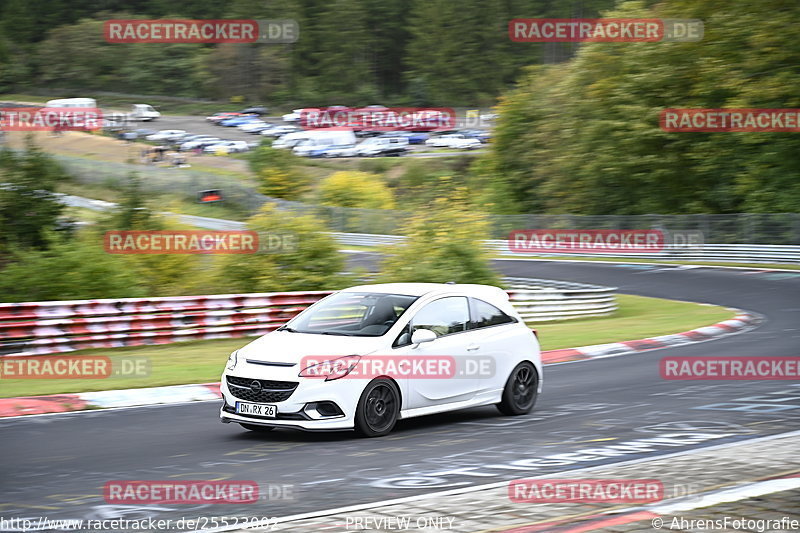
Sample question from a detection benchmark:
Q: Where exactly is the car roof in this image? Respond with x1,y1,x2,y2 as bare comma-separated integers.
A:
340,282,508,300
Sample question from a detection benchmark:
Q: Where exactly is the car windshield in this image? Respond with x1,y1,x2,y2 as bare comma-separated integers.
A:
282,292,418,337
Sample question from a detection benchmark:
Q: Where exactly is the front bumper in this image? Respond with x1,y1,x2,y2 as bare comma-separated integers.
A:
219,364,364,431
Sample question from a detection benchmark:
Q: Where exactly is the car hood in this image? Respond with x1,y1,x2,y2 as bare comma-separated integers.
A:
238,330,382,364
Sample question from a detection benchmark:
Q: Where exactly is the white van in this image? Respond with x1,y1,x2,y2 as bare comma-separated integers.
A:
292,129,357,156
45,98,98,109
272,131,311,149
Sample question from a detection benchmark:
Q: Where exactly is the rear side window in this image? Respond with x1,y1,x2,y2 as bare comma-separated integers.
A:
469,298,516,330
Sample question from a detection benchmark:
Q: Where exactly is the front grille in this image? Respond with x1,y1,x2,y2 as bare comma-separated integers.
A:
226,376,298,403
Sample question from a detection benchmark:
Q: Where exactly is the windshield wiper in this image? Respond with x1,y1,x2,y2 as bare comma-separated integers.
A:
276,326,297,332
320,331,355,336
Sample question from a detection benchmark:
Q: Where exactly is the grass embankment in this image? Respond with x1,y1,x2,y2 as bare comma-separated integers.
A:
0,294,734,398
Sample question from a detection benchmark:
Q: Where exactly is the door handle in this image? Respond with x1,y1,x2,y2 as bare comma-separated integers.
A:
467,344,480,351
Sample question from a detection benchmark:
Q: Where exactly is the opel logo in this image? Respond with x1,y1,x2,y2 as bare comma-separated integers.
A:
250,380,262,393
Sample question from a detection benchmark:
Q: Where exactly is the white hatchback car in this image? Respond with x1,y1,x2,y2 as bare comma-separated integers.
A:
220,283,542,437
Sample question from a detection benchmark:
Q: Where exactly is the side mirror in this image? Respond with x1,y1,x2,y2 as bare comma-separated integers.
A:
411,329,437,347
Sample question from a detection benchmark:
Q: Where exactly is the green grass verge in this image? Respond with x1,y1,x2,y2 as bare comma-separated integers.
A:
534,294,732,350
0,294,733,398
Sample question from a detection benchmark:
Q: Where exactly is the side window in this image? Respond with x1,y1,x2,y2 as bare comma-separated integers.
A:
411,297,469,337
469,298,515,330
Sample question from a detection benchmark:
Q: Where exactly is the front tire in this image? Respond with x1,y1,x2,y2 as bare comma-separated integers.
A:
355,378,400,437
240,423,274,432
497,362,538,415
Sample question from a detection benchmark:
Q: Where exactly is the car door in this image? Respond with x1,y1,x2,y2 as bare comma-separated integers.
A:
467,297,521,397
392,296,480,410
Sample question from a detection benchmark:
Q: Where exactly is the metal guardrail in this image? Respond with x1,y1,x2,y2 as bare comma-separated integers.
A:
0,278,617,356
49,195,800,264
504,278,617,322
489,242,800,264
46,160,800,244
333,233,800,264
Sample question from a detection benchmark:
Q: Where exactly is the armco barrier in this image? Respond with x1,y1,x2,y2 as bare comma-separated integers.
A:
54,194,799,262
0,278,615,356
505,277,617,322
332,233,800,264
0,292,331,356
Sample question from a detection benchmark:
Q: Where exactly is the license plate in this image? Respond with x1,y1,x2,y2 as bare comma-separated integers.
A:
236,402,277,417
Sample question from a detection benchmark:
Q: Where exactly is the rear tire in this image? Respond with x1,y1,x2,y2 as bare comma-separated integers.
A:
497,362,539,415
355,378,400,437
240,423,274,432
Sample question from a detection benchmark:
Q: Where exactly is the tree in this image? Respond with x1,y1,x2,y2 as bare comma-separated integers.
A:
109,172,152,230
309,0,377,103
215,204,347,293
486,0,800,215
0,142,67,251
318,171,395,209
249,144,310,200
379,193,500,285
0,233,145,302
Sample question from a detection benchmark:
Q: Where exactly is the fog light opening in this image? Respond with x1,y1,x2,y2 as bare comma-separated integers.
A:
304,401,345,419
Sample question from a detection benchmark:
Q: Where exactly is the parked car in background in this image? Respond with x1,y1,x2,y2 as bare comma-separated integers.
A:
458,129,491,143
219,115,260,127
132,128,157,138
321,144,359,158
297,105,352,128
356,136,408,157
206,112,243,123
262,125,302,137
240,106,268,116
281,109,304,122
127,104,160,121
272,131,311,149
425,133,482,150
299,145,338,158
180,136,221,151
239,121,271,133
46,97,98,108
145,130,187,142
203,140,250,154
285,108,320,124
381,131,429,144
292,129,358,157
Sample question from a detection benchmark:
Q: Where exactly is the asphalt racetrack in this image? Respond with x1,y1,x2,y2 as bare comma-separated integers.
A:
1,259,799,525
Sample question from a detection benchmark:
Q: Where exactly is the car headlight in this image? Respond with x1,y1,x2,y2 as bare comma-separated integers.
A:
226,350,239,371
299,355,361,381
